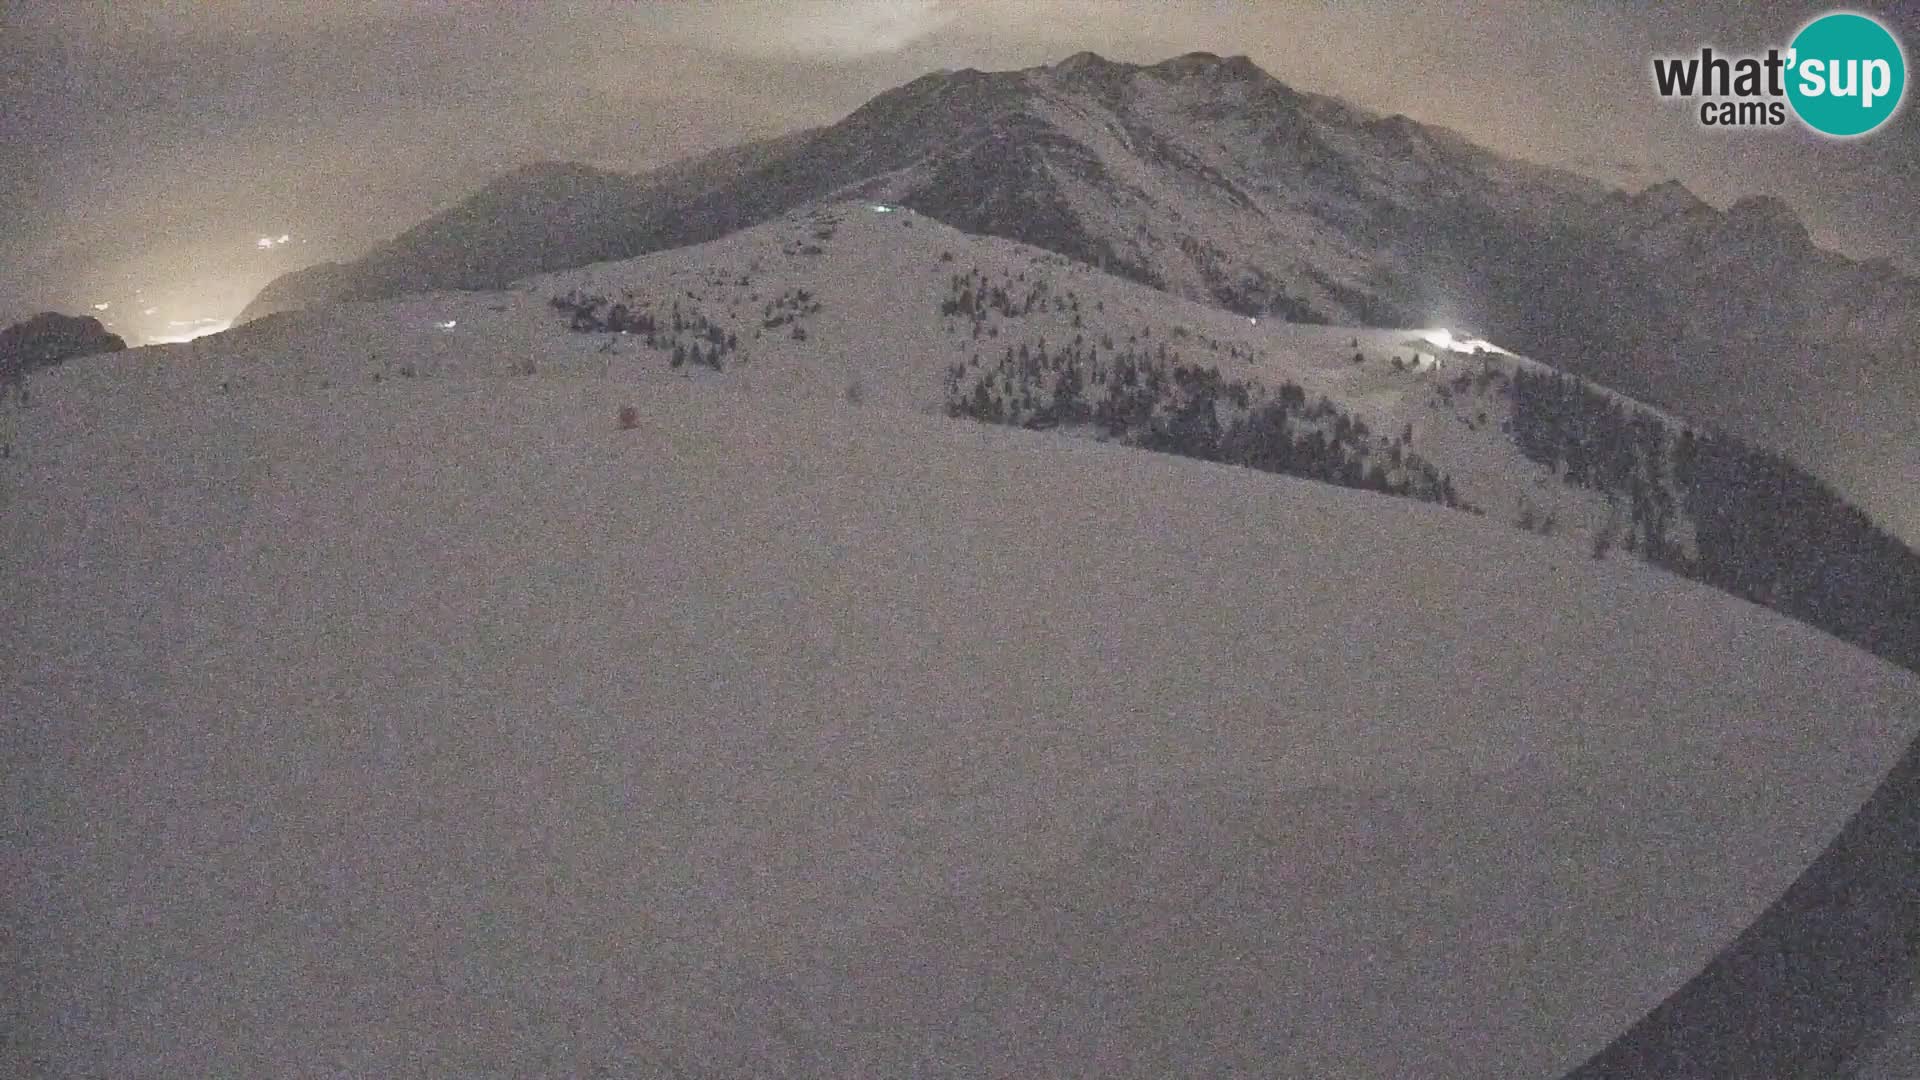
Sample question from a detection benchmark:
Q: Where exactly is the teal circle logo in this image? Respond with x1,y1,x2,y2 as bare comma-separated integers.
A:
1787,11,1906,137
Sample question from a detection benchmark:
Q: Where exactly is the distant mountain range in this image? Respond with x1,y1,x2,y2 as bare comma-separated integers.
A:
236,50,1920,540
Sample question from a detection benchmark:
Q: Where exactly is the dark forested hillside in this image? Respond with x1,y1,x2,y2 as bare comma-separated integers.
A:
1507,366,1920,672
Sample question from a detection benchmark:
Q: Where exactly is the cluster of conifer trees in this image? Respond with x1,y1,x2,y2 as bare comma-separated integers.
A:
1507,365,1920,672
944,333,1469,511
550,291,738,371
940,267,1089,326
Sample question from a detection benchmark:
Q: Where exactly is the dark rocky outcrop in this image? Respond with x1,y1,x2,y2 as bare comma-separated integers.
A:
0,312,126,380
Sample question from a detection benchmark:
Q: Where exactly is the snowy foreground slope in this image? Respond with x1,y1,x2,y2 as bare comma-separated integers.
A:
1855,990,1920,1080
5,352,1919,1077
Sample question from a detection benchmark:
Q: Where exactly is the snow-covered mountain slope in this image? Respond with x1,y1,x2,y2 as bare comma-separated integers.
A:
57,200,1920,678
6,336,1918,1076
250,49,1920,355
236,50,1920,547
530,204,1675,549
95,204,1637,557
522,206,1920,679
1853,989,1920,1079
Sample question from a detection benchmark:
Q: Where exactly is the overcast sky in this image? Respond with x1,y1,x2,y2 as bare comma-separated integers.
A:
3,1,1916,341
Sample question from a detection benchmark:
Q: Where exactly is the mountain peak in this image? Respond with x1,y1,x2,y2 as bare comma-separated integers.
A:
1150,51,1268,81
1054,50,1123,73
1366,113,1425,136
1723,194,1810,245
1042,51,1139,95
1636,179,1710,217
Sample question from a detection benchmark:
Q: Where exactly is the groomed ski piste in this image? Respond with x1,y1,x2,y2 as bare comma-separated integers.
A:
6,202,1919,1077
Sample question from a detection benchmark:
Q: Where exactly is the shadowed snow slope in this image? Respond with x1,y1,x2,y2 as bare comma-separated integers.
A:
5,361,1918,1077
1854,989,1920,1078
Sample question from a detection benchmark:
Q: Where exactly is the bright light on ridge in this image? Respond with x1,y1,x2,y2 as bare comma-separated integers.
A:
1421,327,1510,356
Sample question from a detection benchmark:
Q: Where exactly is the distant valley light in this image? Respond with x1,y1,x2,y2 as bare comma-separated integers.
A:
146,317,232,345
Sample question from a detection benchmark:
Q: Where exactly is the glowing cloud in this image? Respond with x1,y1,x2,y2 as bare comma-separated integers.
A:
712,1,955,58
146,318,232,345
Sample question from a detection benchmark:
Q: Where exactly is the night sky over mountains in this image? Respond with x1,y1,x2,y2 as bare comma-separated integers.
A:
4,1,1915,336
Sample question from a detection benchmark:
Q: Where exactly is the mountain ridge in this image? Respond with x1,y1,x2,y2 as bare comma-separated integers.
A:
232,49,1920,541
240,51,1909,342
104,197,1920,677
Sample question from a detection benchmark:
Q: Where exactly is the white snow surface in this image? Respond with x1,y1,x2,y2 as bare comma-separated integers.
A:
86,203,1673,559
524,205,1674,551
6,323,1919,1077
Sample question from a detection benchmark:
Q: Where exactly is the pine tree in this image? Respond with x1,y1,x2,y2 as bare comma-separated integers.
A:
1054,363,1086,421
